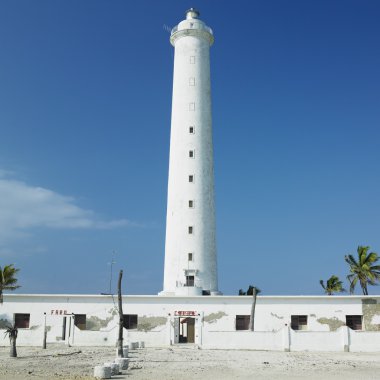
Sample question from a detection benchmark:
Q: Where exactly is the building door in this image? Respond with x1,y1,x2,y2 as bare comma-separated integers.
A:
187,318,195,343
177,317,195,343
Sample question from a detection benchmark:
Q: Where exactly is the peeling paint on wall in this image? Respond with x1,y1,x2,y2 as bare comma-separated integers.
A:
203,312,227,324
85,307,119,331
87,315,114,331
362,298,380,331
270,312,284,320
137,316,167,332
317,317,345,331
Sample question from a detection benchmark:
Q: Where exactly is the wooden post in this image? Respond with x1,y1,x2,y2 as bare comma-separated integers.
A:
249,287,257,331
42,312,47,349
117,270,124,357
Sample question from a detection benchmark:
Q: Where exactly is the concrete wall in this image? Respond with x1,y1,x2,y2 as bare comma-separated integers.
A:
1,294,380,351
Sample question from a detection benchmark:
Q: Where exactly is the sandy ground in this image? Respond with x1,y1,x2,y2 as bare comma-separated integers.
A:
1,344,380,380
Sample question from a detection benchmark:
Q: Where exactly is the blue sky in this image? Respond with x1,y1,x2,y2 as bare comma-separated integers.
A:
1,1,379,296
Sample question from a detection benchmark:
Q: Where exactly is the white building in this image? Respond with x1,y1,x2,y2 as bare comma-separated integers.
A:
2,294,380,352
162,8,219,296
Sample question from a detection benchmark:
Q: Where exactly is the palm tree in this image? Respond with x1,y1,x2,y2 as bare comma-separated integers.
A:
4,324,18,357
320,275,345,295
0,264,20,304
345,246,380,295
238,285,261,331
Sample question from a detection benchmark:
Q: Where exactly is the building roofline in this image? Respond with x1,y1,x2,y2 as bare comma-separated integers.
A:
4,293,380,300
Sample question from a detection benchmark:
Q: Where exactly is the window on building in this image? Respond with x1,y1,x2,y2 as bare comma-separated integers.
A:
189,103,195,111
291,315,308,330
74,314,87,330
346,315,362,330
189,126,194,134
14,313,30,329
189,200,194,208
189,175,194,183
123,314,138,329
188,226,193,234
190,56,195,64
188,253,193,261
236,315,250,330
189,77,195,86
189,150,194,158
186,275,194,286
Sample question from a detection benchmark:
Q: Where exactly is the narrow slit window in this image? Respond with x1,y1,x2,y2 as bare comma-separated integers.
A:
189,175,194,183
189,200,194,208
189,77,195,86
189,103,195,111
188,226,193,234
188,253,193,261
189,150,194,158
189,126,194,134
190,56,195,64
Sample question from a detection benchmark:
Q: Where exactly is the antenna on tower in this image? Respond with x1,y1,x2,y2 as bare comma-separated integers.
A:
107,251,116,295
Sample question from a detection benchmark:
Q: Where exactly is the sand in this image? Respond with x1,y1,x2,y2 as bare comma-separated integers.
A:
1,344,380,380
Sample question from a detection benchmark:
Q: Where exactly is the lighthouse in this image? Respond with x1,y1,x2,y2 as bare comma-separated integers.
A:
161,9,220,296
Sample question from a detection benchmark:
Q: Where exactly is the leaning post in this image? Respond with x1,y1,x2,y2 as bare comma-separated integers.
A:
117,270,124,357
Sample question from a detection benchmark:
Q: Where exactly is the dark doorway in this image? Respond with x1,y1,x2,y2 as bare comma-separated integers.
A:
178,317,195,343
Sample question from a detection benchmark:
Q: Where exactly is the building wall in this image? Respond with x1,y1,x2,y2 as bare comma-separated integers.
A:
1,294,380,351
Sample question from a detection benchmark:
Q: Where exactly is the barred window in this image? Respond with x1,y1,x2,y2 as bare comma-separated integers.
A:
291,315,308,330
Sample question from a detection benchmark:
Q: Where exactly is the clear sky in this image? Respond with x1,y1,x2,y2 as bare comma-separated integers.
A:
1,1,379,296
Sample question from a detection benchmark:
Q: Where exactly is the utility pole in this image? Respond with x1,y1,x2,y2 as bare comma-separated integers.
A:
108,251,116,294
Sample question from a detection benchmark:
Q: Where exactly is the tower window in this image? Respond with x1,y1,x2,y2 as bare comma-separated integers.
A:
189,126,194,134
189,200,194,208
188,226,193,234
188,253,193,261
186,275,195,286
189,150,194,158
189,175,194,183
189,77,195,86
189,103,195,111
190,56,195,64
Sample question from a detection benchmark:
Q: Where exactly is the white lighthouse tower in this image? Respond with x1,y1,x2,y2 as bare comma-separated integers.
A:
161,9,220,296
